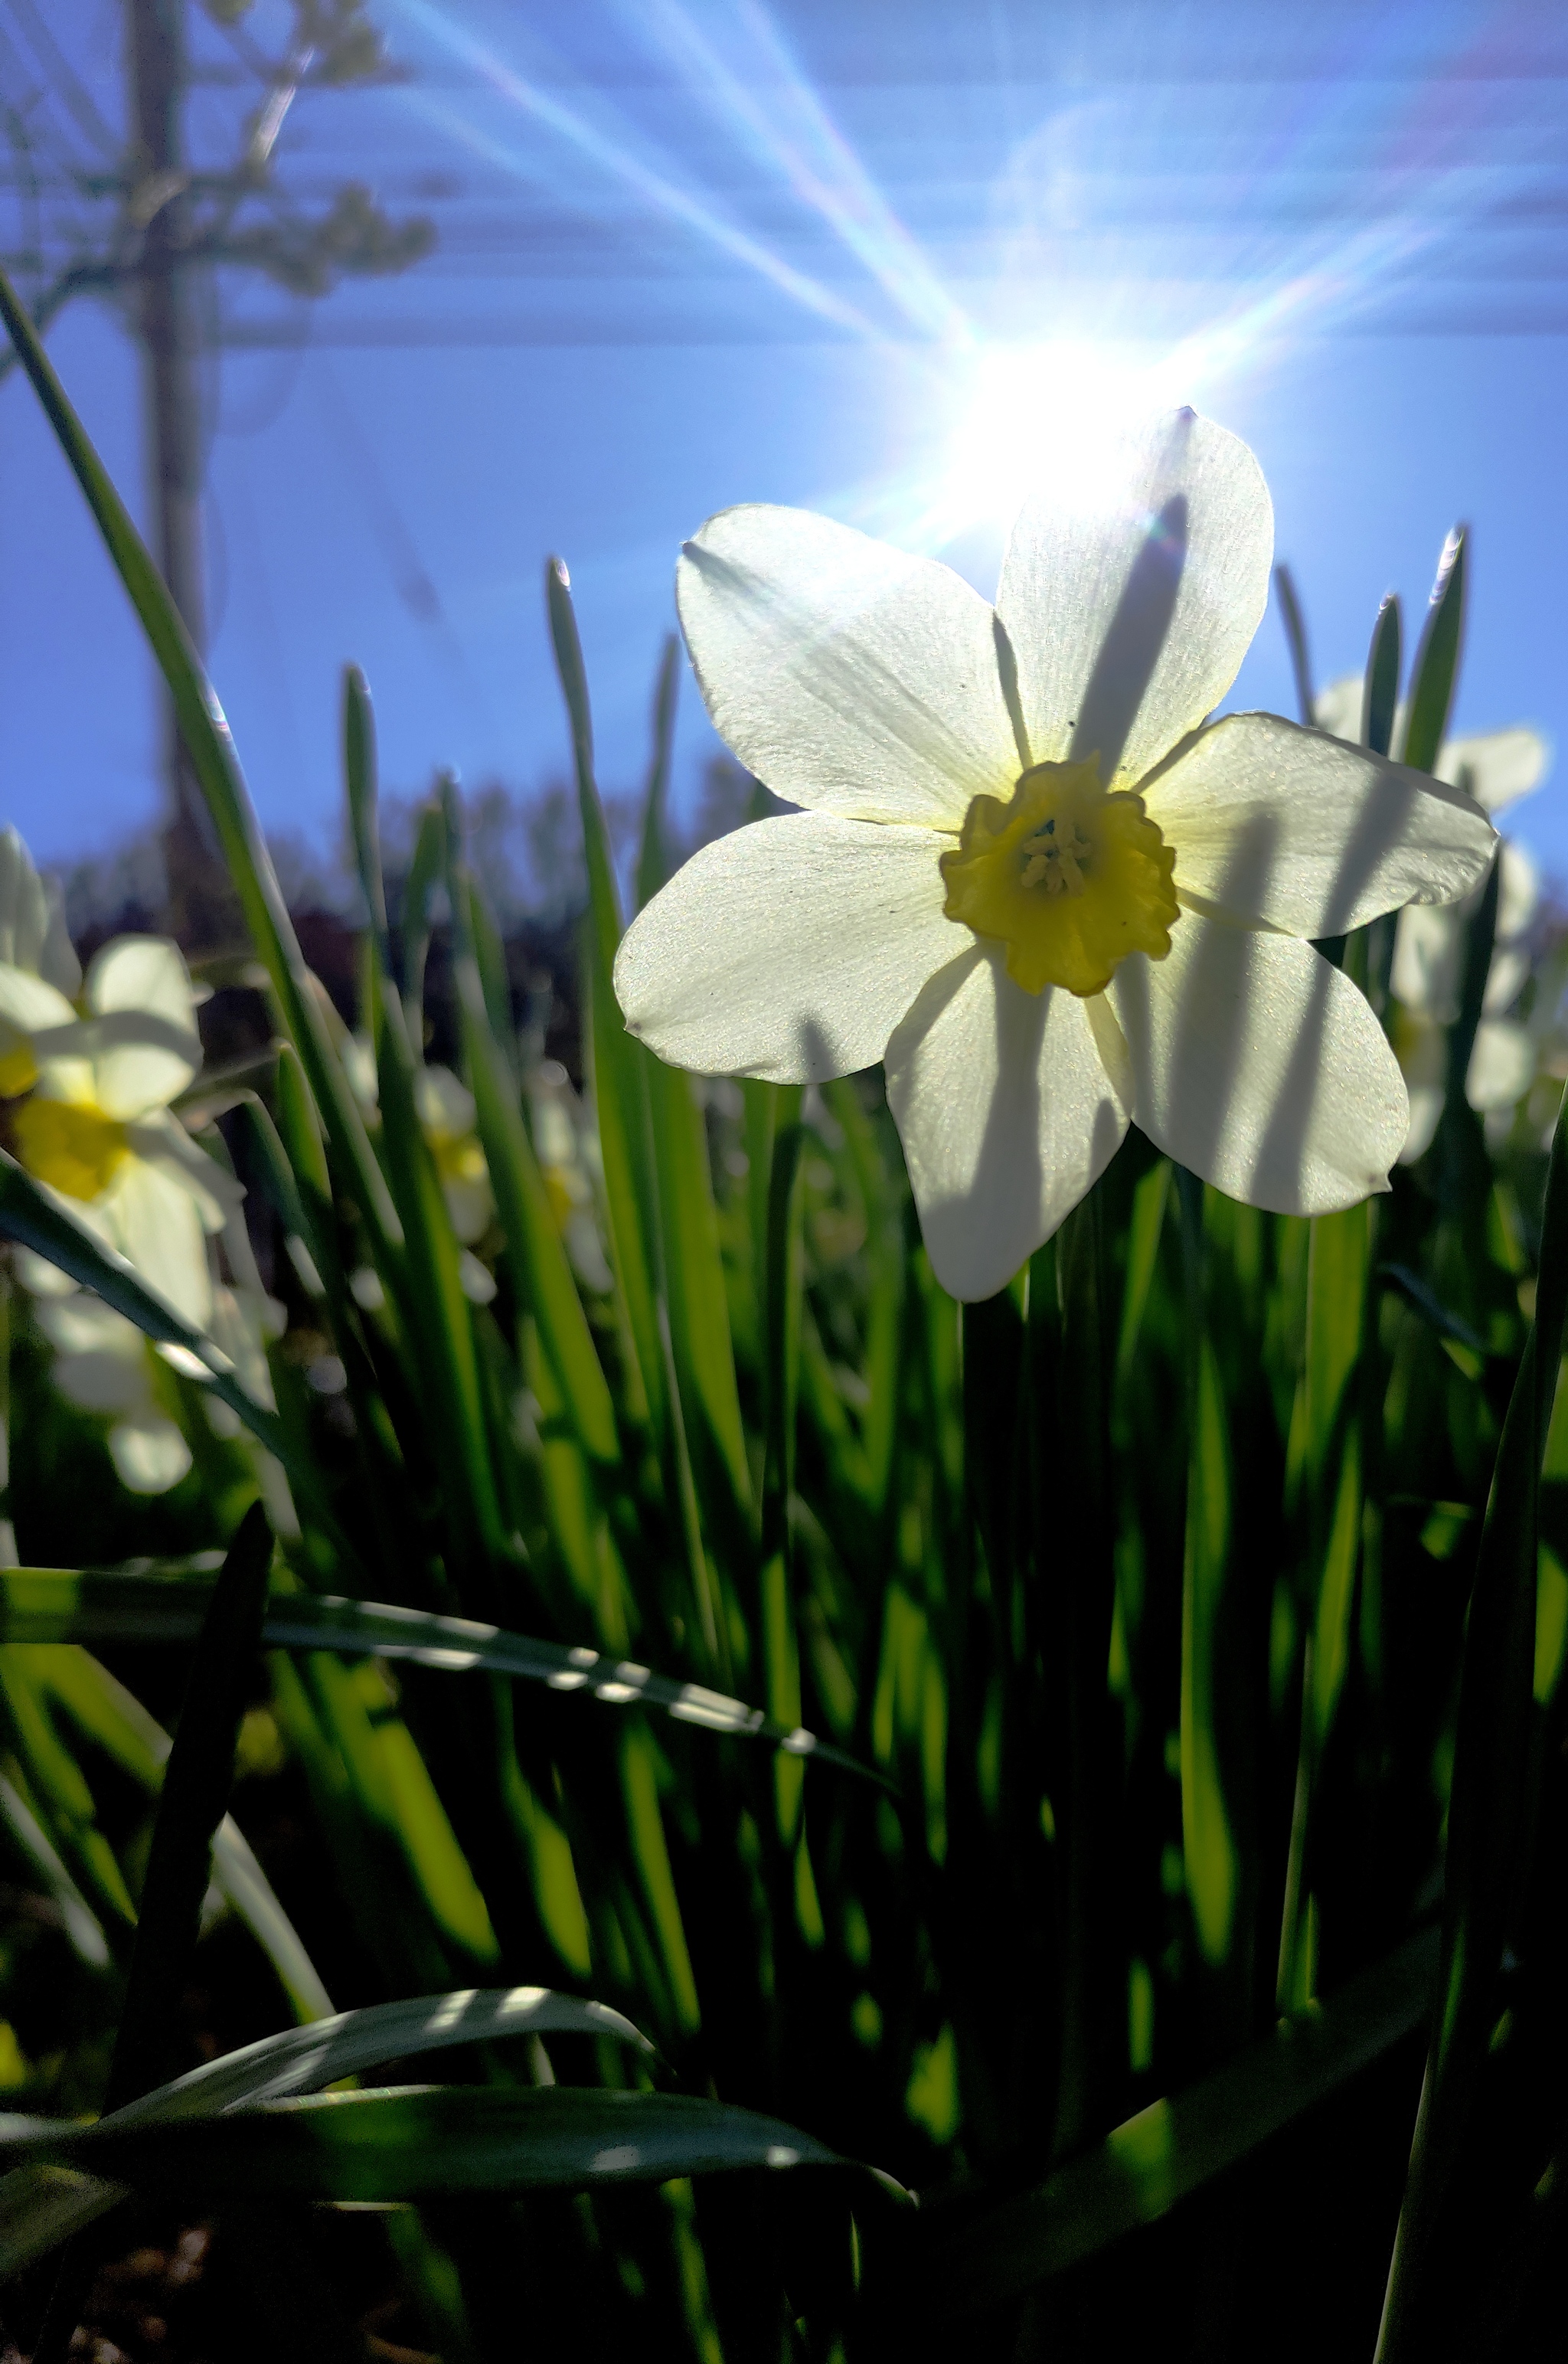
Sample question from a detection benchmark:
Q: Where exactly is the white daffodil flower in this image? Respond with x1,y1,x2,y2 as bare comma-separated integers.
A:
1390,839,1543,1161
615,411,1498,1300
1321,670,1556,1161
0,828,79,1004
1314,677,1550,819
415,1064,495,1246
0,935,242,1329
28,1288,192,1496
532,1070,614,1294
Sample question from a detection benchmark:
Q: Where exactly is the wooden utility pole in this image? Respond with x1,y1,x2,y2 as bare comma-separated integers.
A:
125,0,234,943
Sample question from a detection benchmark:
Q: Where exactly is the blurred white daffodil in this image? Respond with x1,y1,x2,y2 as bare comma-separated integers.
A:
1318,675,1554,1159
0,935,241,1329
416,1064,494,1245
1313,677,1550,819
531,1064,613,1294
21,1272,192,1496
616,411,1498,1300
1389,841,1543,1159
0,828,79,1009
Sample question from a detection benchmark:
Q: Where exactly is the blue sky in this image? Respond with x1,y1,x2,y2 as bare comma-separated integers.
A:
0,0,1565,885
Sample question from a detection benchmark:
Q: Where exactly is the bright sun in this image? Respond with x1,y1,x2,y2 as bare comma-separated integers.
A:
939,338,1192,534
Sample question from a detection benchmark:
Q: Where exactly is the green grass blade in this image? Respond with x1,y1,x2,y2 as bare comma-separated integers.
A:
903,1924,1438,2325
448,872,619,1466
116,1985,653,2125
1364,591,1403,757
0,1768,108,1970
0,266,402,1263
2,2087,848,2204
635,633,681,913
101,1504,274,2113
1398,528,1466,774
401,798,446,1037
343,665,391,973
24,1644,332,2023
358,802,508,1582
0,1650,136,1933
548,560,721,1667
1375,1078,1568,2359
651,1062,753,1521
546,560,662,1413
1272,563,1315,724
0,1573,887,1785
760,1087,806,1842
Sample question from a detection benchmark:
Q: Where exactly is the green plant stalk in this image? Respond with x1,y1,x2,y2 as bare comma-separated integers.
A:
1174,1174,1246,2052
103,1505,275,2111
1272,563,1316,724
635,634,681,914
1398,528,1467,775
1049,1189,1122,2158
547,559,720,1675
1276,1198,1373,2014
1374,1075,1568,2359
761,1087,807,1847
33,1505,273,2364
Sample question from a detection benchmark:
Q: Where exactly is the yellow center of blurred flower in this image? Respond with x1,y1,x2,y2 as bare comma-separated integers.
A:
940,757,1180,996
13,1096,129,1202
0,1025,38,1100
428,1129,488,1189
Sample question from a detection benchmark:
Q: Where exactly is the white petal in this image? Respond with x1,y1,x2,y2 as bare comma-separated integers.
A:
342,1035,379,1113
1484,947,1530,1019
676,505,1018,828
444,1174,494,1245
1391,903,1461,1019
109,1417,192,1496
35,1296,142,1359
459,1249,498,1304
13,1247,79,1299
40,884,80,999
1467,1019,1534,1113
104,1156,214,1330
0,830,51,977
85,937,202,1117
884,944,1131,1301
1496,839,1540,943
615,813,963,1083
52,1347,152,1417
1312,676,1364,741
1400,1085,1445,1165
123,1113,246,1233
996,410,1272,786
1107,914,1407,1212
1144,714,1498,936
1438,725,1549,815
0,965,77,1036
418,1064,476,1137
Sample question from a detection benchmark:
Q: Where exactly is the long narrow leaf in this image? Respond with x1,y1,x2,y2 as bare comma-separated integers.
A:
904,1924,1438,2324
0,1573,889,1787
0,2087,845,2205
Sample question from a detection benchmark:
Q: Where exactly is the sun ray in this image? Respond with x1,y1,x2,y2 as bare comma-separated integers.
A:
626,0,972,345
388,0,881,338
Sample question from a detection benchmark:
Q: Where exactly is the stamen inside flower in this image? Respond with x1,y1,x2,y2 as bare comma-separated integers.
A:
13,1096,129,1202
940,756,1180,996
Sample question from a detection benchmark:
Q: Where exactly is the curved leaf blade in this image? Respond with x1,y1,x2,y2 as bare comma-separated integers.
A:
1,2087,841,2204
